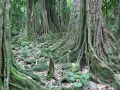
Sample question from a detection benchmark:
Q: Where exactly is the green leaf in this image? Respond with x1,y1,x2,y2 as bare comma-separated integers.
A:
74,75,79,78
82,74,89,79
79,78,86,84
68,71,74,76
78,76,82,79
70,77,75,81
74,82,82,87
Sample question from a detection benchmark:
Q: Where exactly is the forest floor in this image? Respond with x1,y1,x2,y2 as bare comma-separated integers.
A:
11,34,115,90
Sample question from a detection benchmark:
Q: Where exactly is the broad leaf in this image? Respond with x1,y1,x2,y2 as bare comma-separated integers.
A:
68,71,74,76
82,74,89,79
74,82,82,87
74,75,79,78
70,77,75,81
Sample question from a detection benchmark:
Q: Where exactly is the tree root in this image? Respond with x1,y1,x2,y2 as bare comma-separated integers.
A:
10,66,44,90
90,55,120,89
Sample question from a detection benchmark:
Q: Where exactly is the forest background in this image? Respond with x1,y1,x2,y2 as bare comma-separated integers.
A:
0,0,120,90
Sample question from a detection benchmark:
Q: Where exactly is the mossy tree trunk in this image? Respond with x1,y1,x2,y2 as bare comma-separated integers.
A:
114,0,120,40
26,0,36,41
45,0,60,33
69,0,120,89
39,0,49,35
0,0,44,90
62,0,69,29
0,0,12,90
0,0,4,89
58,0,69,37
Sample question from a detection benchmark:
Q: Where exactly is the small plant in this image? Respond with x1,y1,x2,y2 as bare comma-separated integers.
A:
68,71,89,87
21,47,30,58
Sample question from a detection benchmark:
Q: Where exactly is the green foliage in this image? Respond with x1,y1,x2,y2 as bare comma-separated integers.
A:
68,71,89,87
21,47,30,58
11,0,27,33
68,71,74,76
69,76,75,81
74,82,82,87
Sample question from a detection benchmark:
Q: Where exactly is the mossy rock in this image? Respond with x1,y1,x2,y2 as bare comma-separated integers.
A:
29,43,35,48
83,81,97,90
34,50,42,58
32,64,49,72
37,57,45,64
24,46,30,49
24,58,36,64
62,62,72,70
67,64,80,73
15,47,19,50
21,42,27,47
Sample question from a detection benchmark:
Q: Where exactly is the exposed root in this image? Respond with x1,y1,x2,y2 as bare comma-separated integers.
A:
10,66,44,90
90,55,120,89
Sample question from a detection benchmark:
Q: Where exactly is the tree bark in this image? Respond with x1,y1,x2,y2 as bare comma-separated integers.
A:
0,0,4,89
68,0,120,89
39,0,49,35
3,0,12,89
27,0,35,41
114,0,120,40
45,0,60,33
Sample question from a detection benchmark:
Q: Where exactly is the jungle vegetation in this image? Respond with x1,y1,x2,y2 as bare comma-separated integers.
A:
0,0,120,90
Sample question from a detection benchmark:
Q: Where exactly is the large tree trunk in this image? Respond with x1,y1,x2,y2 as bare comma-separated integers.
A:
27,0,35,41
0,0,4,89
62,0,69,29
0,0,12,89
39,0,49,35
58,0,69,37
45,0,60,33
68,0,120,89
114,0,120,40
0,0,44,89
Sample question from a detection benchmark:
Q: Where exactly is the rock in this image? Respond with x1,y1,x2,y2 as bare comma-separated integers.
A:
29,43,35,48
34,50,42,58
15,47,19,50
32,64,49,72
83,81,97,90
21,48,30,58
24,58,36,64
24,65,31,69
37,57,45,64
36,42,48,48
24,46,29,49
21,42,27,47
62,62,72,70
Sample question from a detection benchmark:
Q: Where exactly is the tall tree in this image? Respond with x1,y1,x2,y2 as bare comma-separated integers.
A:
45,0,60,33
0,0,4,89
114,0,120,40
39,0,49,35
26,0,35,40
0,0,12,89
68,0,120,89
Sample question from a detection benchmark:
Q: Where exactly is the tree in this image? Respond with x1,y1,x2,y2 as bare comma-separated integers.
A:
0,0,44,89
0,0,4,89
26,0,36,41
114,0,120,40
0,0,12,89
68,0,120,89
0,0,120,89
45,0,60,33
39,0,49,35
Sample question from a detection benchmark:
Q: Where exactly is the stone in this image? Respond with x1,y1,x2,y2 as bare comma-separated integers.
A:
62,62,72,70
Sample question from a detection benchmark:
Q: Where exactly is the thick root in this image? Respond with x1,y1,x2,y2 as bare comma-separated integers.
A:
10,66,44,90
90,55,120,89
